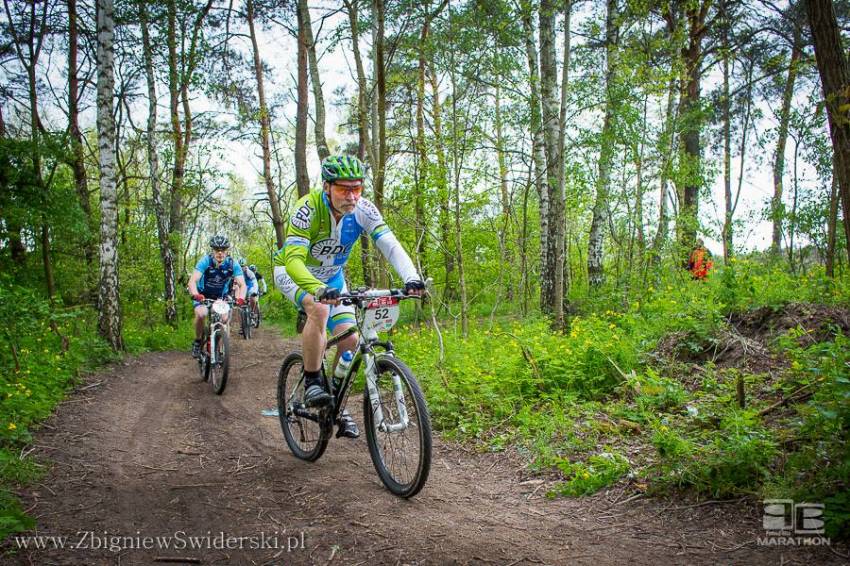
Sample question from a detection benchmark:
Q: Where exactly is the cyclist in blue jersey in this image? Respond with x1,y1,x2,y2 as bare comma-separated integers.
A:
188,235,247,358
239,258,262,318
249,264,268,295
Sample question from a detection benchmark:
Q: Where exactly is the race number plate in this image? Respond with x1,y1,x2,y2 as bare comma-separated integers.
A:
212,300,231,316
363,296,400,333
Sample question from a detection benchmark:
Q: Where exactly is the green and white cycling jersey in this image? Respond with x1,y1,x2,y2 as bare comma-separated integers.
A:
274,189,419,295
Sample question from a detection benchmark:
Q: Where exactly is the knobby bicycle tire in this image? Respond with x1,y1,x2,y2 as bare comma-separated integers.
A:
210,330,230,394
277,352,331,462
363,356,432,498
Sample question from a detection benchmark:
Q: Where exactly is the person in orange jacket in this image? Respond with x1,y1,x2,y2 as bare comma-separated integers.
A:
687,239,713,280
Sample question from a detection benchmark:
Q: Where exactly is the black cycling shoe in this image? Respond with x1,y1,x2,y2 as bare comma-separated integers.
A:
191,339,202,359
303,381,332,408
336,410,360,439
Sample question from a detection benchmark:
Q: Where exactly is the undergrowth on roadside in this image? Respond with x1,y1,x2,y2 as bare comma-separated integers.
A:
393,262,850,538
0,280,194,540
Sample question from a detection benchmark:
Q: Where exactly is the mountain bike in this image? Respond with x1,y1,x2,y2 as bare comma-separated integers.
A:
251,293,262,329
198,297,233,394
239,302,253,340
276,287,432,498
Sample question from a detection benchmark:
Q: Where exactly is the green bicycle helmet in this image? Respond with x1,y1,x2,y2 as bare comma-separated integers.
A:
238,257,247,266
321,154,366,182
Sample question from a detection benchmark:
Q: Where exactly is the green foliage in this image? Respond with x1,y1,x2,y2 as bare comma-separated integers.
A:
548,452,630,497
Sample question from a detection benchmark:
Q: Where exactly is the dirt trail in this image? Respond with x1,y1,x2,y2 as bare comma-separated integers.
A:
2,328,846,565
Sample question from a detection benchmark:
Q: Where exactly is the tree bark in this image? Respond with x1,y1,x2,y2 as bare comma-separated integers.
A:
295,0,310,197
68,0,96,287
415,11,431,272
540,0,565,327
344,0,374,166
494,80,514,300
139,0,177,324
826,156,839,276
96,0,124,351
772,33,803,255
372,0,387,212
587,0,618,289
521,5,548,314
248,0,285,247
721,0,732,261
299,0,329,161
430,69,454,302
806,0,850,262
343,0,374,285
677,0,710,262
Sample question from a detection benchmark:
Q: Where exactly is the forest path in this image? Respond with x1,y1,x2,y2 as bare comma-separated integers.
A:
3,326,844,565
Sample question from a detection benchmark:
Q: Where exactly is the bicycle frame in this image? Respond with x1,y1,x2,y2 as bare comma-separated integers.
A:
203,298,231,364
323,290,417,433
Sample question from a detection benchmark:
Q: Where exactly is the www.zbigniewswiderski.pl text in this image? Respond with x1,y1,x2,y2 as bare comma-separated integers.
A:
13,531,305,552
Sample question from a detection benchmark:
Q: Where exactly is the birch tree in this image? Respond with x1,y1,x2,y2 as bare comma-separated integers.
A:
96,0,123,350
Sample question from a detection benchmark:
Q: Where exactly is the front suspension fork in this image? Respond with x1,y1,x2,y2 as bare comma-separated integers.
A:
364,354,409,433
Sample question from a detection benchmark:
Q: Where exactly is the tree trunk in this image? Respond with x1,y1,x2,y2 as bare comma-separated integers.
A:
540,0,565,327
494,80,514,300
372,0,387,212
166,0,186,254
415,13,431,273
448,63,468,336
677,0,709,262
300,0,329,160
295,0,310,197
344,0,375,166
826,155,839,276
139,0,177,324
728,62,754,260
68,0,95,288
430,69,454,302
248,0,285,247
587,0,618,289
166,0,212,283
521,8,548,311
806,0,850,262
558,0,571,195
772,33,803,255
343,0,375,286
650,75,678,265
96,0,124,351
721,0,732,262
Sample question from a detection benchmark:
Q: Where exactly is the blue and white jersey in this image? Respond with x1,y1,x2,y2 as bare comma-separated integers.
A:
194,255,243,298
244,266,258,293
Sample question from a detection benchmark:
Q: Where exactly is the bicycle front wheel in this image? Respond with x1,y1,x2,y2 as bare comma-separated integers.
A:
210,330,230,394
363,356,432,498
241,307,252,339
277,352,330,462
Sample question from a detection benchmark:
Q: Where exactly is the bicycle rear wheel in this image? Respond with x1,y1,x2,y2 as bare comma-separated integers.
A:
277,352,330,462
241,307,252,339
210,330,230,394
252,302,261,328
363,356,432,498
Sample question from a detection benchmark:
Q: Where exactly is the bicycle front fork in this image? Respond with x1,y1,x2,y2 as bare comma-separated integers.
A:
364,355,409,433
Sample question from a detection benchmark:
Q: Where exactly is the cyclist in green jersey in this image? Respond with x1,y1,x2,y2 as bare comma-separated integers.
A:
274,155,424,438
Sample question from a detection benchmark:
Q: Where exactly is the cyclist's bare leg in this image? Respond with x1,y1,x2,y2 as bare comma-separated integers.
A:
302,295,330,372
331,323,358,371
193,305,208,340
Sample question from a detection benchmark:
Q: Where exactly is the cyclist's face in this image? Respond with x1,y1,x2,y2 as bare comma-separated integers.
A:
326,180,363,214
212,247,228,263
